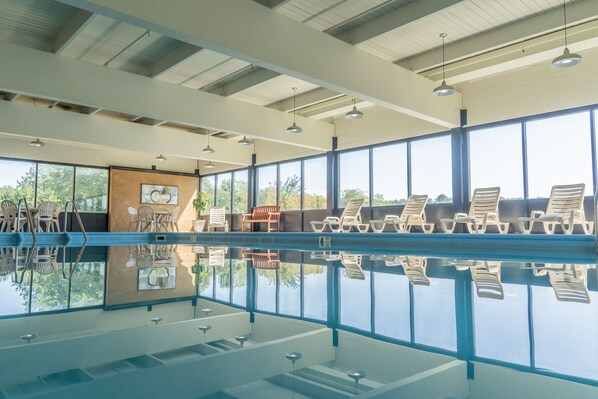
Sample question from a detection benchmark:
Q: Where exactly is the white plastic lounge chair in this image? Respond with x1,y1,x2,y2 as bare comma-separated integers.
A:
470,261,504,300
399,256,430,286
440,187,508,234
518,183,592,234
340,253,365,280
531,263,591,303
208,206,229,232
311,198,368,233
370,194,434,233
310,251,342,261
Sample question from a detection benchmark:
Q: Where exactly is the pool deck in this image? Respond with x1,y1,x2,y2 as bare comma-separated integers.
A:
0,231,596,264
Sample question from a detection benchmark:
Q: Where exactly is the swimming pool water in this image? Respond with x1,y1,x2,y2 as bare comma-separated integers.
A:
0,241,597,398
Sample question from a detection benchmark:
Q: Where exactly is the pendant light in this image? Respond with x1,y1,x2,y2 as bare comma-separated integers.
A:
204,161,216,169
202,134,215,154
432,33,456,96
30,138,46,147
286,87,302,134
238,136,251,146
552,0,582,68
155,154,167,161
345,98,364,119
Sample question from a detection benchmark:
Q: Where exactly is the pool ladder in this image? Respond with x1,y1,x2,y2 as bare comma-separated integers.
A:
63,200,88,244
15,197,36,245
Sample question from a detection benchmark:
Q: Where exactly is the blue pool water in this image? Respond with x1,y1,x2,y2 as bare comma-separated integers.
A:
0,234,597,398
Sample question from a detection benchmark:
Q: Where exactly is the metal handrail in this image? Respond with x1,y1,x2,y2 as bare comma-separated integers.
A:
15,197,36,245
63,200,88,244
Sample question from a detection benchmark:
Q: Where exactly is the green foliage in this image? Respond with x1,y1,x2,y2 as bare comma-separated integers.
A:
0,164,108,212
193,192,210,215
279,175,300,210
339,188,368,207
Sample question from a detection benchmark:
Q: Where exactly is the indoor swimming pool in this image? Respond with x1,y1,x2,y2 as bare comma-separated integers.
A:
0,235,597,398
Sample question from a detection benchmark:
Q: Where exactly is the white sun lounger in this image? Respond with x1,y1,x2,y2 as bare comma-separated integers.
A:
369,194,434,233
441,186,508,234
311,198,368,233
518,183,592,234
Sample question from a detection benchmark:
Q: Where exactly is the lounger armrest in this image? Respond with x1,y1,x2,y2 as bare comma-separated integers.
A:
343,216,359,223
323,217,340,222
454,213,469,219
529,210,545,218
384,215,401,222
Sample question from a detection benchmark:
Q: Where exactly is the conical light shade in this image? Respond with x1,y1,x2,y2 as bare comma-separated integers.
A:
552,47,582,68
204,161,216,169
345,105,364,119
238,136,251,145
30,138,46,147
286,122,302,134
155,154,167,161
432,80,456,96
201,144,215,154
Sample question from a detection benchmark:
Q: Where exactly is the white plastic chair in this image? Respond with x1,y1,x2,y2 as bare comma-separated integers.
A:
518,183,592,234
1,200,26,232
531,263,592,303
168,206,180,232
311,198,368,233
51,204,61,232
441,187,508,234
137,206,155,232
36,202,56,232
208,246,228,267
470,262,504,300
127,207,138,232
340,253,365,280
208,207,229,232
370,194,434,233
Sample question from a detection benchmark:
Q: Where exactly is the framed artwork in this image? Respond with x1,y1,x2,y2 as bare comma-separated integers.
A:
138,267,176,290
141,184,178,205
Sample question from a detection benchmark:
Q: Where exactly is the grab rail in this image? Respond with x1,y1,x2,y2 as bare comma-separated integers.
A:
63,200,88,244
15,197,36,245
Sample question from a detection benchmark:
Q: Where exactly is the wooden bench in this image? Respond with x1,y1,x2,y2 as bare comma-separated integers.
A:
241,205,281,232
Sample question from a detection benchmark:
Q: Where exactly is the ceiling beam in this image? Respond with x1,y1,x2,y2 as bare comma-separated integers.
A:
0,42,332,151
0,101,251,165
267,88,342,111
397,0,598,73
51,10,95,54
211,0,463,101
6,93,20,102
341,0,463,45
140,43,202,78
55,0,461,128
207,67,279,96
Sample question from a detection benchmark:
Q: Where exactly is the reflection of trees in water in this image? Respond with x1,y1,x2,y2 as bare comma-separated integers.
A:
198,260,248,291
5,263,104,311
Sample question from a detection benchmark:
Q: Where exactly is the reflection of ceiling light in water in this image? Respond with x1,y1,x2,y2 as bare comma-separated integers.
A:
286,87,302,134
432,33,456,96
204,161,216,169
30,138,46,147
155,154,167,161
552,1,582,69
238,136,251,145
345,98,364,119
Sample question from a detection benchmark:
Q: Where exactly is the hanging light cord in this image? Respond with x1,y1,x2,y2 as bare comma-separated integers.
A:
292,87,297,124
441,33,447,81
563,0,568,48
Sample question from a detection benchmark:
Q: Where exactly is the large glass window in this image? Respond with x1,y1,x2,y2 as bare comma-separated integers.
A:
278,263,301,316
411,136,452,203
469,124,524,200
339,150,370,207
279,162,301,211
255,269,277,313
372,143,408,206
200,175,215,212
339,270,371,332
374,272,410,341
69,262,105,308
233,170,249,214
231,259,247,306
36,164,75,206
532,285,598,380
303,157,327,210
303,264,327,321
74,168,109,212
526,112,593,198
473,283,529,365
413,278,457,351
0,159,35,204
257,165,277,206
215,172,232,213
